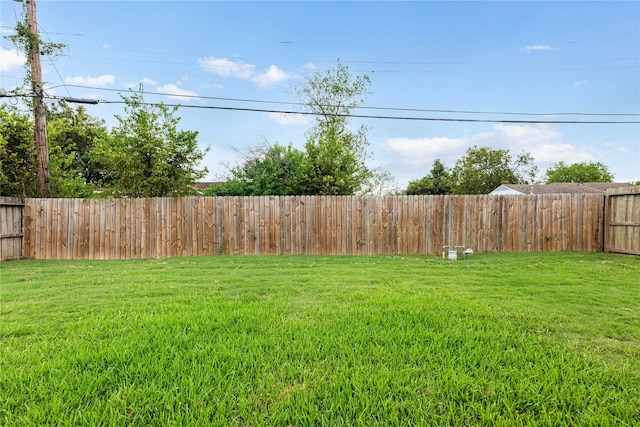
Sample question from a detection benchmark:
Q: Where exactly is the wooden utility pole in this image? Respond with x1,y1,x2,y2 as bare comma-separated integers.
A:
26,0,50,197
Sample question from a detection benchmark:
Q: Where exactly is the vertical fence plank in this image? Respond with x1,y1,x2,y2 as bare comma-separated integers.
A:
23,199,33,259
195,197,202,256
202,197,212,255
68,199,76,259
258,196,265,254
214,197,224,254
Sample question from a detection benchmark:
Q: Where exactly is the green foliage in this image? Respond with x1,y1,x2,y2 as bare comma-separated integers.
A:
47,143,91,198
45,103,111,197
94,89,208,197
8,20,66,89
450,146,538,194
405,159,452,195
297,124,373,195
0,103,113,198
295,61,372,134
0,104,39,197
46,103,110,186
2,253,639,425
206,143,304,196
544,161,614,183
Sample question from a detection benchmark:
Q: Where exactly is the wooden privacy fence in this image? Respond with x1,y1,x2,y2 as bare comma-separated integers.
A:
0,196,25,261
23,194,605,260
605,186,640,255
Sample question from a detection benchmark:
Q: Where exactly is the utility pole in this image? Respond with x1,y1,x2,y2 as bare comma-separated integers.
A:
25,0,50,197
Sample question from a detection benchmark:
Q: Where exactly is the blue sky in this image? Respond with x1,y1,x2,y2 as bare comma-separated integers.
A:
1,0,639,188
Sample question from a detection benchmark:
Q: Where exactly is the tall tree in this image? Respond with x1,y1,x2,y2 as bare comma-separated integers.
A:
450,146,537,194
292,62,373,195
405,159,452,195
94,89,208,197
544,161,613,183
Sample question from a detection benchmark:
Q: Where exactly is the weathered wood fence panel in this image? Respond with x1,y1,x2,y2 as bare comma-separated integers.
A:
605,187,640,255
0,196,25,261
22,194,606,260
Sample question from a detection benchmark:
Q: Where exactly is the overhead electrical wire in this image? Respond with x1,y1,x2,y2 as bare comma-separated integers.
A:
90,100,640,124
54,84,640,119
6,91,636,124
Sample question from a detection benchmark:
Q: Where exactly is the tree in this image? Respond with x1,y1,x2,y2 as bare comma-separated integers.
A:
297,124,373,195
94,89,208,197
0,105,39,197
45,102,112,197
405,159,452,195
363,168,400,196
206,143,304,196
544,161,613,183
294,61,371,134
292,62,374,195
1,103,105,198
450,146,538,194
47,102,110,186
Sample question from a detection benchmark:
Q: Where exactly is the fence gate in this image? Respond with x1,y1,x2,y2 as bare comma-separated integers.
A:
605,187,640,255
0,196,25,261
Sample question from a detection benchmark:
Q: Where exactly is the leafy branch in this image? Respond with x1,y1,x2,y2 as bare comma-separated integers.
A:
7,19,66,90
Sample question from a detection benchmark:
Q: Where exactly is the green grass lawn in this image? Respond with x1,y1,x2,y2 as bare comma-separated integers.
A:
1,252,639,426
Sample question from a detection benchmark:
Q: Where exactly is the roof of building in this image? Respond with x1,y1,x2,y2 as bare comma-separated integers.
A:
490,182,634,195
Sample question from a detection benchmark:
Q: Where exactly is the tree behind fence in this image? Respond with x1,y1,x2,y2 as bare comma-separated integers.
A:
23,195,605,260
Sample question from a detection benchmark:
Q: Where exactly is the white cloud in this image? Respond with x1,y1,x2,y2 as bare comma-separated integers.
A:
64,74,115,87
264,112,309,126
573,80,588,87
197,56,254,78
252,65,293,88
198,56,292,88
304,62,317,70
530,143,594,164
385,124,593,171
522,44,553,53
141,77,157,85
478,123,561,148
0,46,26,72
385,136,469,166
156,83,199,101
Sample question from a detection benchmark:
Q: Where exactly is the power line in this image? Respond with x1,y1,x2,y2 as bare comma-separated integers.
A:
93,99,640,124
4,92,638,124
55,84,640,118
